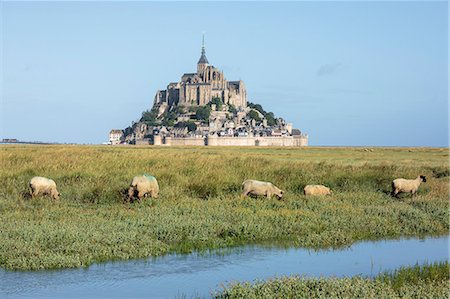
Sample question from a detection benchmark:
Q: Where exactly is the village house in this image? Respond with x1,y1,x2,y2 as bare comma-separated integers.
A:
109,130,124,145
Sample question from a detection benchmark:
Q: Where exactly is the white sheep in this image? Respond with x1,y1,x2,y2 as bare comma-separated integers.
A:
242,179,284,199
128,174,159,201
304,185,332,196
29,176,60,200
392,175,427,197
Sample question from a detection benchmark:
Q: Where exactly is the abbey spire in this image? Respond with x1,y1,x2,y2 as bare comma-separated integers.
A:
197,34,209,73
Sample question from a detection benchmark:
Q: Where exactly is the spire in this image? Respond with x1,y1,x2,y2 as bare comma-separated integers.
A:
198,33,209,64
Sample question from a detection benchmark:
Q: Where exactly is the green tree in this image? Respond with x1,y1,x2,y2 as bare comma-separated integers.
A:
175,121,197,132
210,97,223,111
162,119,175,127
195,105,211,121
265,112,277,126
140,109,158,122
186,122,197,132
248,102,277,126
174,106,185,114
140,109,159,126
228,104,237,114
248,110,261,122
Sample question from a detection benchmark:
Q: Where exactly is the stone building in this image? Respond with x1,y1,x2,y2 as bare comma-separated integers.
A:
114,38,309,147
109,129,124,145
153,39,247,111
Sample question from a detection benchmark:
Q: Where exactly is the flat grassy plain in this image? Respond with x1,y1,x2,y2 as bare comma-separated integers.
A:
215,262,450,298
0,145,448,270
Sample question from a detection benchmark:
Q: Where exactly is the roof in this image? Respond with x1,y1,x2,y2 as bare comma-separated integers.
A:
292,129,302,135
110,129,123,134
182,73,196,78
198,47,209,64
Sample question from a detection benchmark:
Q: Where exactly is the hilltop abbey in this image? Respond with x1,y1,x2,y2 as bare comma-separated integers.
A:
153,38,247,113
112,38,308,147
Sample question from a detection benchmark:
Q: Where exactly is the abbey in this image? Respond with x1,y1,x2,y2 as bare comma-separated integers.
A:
113,39,308,147
153,40,247,111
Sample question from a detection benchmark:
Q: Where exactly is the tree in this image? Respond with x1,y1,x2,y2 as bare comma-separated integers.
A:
141,109,158,122
175,121,197,132
248,110,261,122
248,102,277,126
140,109,159,126
195,105,211,121
265,112,277,126
210,97,223,111
186,122,197,132
228,104,237,114
162,119,175,127
164,110,178,122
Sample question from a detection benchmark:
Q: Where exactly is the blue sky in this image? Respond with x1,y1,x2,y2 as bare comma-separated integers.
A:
2,1,448,146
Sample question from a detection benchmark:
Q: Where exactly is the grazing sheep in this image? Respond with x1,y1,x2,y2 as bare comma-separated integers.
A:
128,174,159,201
242,179,284,199
304,185,332,196
392,175,426,197
29,176,60,200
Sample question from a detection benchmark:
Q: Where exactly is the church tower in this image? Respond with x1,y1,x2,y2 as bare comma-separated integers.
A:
197,35,209,74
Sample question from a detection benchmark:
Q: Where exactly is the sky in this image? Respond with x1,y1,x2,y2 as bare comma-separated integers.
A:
1,1,448,146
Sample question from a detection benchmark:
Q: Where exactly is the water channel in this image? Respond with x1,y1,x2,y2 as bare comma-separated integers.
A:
1,236,448,299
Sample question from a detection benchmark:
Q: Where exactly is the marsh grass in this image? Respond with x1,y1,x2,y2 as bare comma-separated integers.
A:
214,262,450,298
0,145,448,270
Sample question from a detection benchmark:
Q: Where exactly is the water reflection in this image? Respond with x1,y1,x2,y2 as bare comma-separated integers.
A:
1,236,448,299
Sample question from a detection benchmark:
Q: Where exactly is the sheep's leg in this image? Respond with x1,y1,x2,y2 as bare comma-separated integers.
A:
32,188,39,198
393,189,399,198
266,191,271,199
242,189,249,197
137,191,145,202
127,187,135,202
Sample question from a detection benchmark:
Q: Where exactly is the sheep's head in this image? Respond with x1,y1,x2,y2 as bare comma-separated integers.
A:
52,191,60,200
420,175,427,182
276,189,284,200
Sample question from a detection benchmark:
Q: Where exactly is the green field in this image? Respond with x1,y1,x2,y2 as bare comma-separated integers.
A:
214,262,450,298
0,145,448,270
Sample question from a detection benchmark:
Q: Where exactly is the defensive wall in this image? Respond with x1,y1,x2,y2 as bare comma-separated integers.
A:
145,135,308,146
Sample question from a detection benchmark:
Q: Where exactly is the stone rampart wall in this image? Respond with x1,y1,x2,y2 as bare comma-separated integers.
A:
207,136,308,146
146,135,308,146
164,137,206,146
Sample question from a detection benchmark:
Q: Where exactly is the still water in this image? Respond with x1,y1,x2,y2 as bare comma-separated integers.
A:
1,236,448,299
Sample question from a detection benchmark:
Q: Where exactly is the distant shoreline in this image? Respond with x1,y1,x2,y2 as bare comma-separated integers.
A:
0,142,447,149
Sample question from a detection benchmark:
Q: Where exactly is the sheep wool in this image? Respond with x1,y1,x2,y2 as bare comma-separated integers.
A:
392,175,426,197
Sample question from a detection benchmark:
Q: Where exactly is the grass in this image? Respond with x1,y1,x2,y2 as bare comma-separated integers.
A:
214,262,450,298
0,145,448,270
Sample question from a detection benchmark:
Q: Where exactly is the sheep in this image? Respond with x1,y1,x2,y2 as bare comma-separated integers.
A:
304,185,332,196
128,174,159,201
242,179,284,199
392,175,426,197
29,176,60,200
